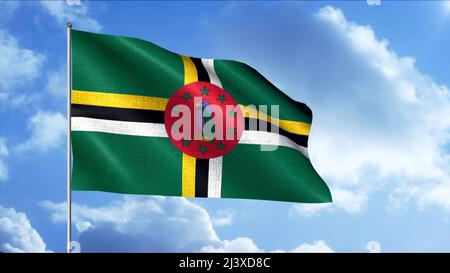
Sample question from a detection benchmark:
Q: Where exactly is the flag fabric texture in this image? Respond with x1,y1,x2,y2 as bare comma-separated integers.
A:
70,29,332,203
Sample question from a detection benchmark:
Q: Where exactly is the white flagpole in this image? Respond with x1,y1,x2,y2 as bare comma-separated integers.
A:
66,22,72,254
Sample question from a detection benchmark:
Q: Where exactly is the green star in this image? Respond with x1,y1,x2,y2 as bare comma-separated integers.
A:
218,94,226,103
199,145,207,153
217,141,225,150
208,139,214,144
182,139,190,147
182,92,191,101
201,87,209,96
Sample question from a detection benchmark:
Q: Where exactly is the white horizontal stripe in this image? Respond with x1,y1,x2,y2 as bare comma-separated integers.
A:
239,130,309,158
208,156,223,198
71,117,308,157
71,117,168,138
201,58,222,88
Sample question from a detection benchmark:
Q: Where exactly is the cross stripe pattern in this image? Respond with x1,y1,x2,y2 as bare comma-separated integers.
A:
71,55,310,198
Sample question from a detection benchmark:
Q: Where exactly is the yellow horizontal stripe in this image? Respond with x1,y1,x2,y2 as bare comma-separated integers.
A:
72,90,168,111
182,153,196,197
71,90,310,136
279,119,311,136
238,104,311,136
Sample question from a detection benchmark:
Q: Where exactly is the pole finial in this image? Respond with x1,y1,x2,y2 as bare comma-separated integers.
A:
66,23,72,29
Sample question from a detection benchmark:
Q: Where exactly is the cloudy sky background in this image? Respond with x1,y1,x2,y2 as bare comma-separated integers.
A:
1,0,450,252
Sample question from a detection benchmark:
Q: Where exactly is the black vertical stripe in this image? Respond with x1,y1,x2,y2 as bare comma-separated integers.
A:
195,159,209,197
191,57,210,83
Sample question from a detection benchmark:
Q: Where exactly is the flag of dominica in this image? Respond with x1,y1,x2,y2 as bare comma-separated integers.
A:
70,29,332,203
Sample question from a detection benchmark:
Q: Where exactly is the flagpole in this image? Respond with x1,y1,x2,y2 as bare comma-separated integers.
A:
66,22,72,254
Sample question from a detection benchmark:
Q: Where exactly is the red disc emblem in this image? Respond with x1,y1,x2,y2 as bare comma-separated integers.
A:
164,82,243,159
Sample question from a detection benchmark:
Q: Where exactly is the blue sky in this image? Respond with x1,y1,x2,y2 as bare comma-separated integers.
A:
1,0,450,253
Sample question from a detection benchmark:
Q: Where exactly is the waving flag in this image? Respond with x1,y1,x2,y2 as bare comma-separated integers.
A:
70,29,331,203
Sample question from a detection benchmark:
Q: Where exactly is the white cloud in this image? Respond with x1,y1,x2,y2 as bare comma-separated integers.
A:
272,240,334,253
0,30,44,105
391,184,450,212
367,0,381,6
289,203,331,217
75,221,94,233
419,185,450,211
40,196,165,233
42,196,375,252
213,4,450,213
0,137,8,182
10,93,41,108
290,188,367,216
16,110,66,154
332,188,368,213
0,205,48,252
200,237,262,253
291,240,334,253
41,197,222,252
211,208,235,227
366,241,381,253
311,6,450,211
46,66,66,98
40,1,102,32
41,196,334,252
313,6,450,184
66,0,81,6
0,138,8,158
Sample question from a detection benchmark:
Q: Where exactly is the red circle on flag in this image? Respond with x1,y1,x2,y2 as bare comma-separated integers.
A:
164,82,243,159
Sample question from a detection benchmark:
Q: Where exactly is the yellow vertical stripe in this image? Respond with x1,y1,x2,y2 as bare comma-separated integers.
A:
180,55,198,197
182,154,196,197
181,55,198,84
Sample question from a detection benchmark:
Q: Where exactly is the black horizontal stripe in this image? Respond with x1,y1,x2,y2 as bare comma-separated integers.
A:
195,159,209,197
71,104,165,124
71,104,308,147
245,118,309,148
191,57,210,83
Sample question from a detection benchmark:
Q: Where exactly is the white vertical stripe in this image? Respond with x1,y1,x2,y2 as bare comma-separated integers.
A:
201,58,222,88
207,156,223,198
